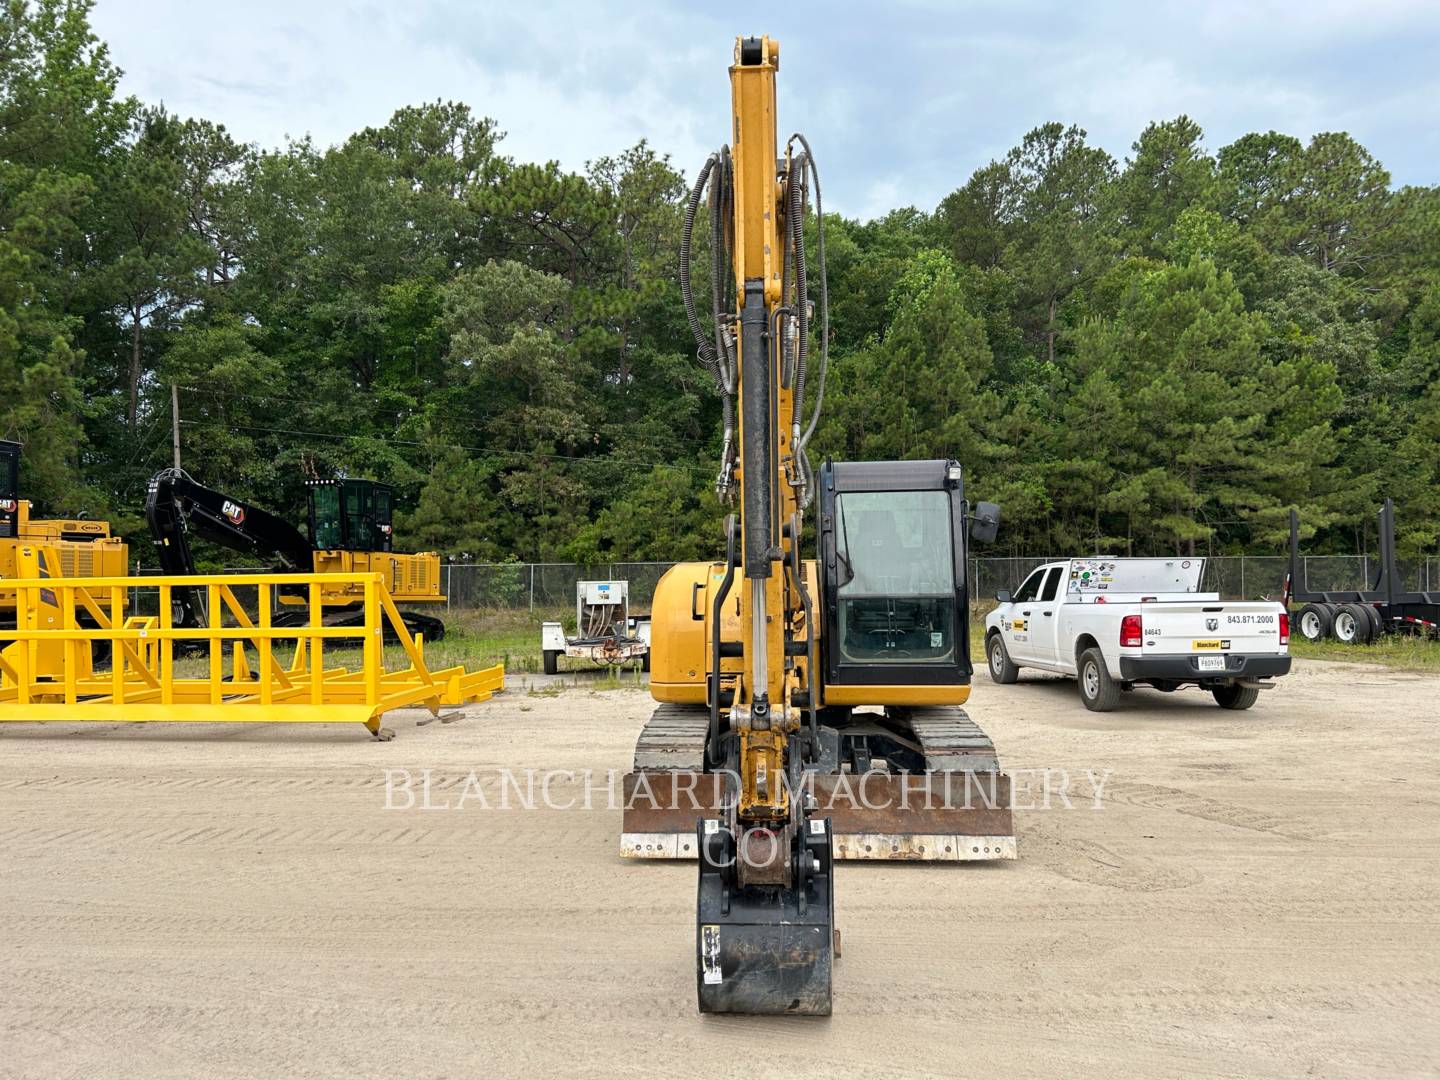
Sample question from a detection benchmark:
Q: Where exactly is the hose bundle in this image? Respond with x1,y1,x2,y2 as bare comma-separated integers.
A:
679,139,827,508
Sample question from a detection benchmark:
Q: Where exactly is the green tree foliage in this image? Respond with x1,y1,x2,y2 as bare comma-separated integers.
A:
1,1,1436,568
0,0,129,510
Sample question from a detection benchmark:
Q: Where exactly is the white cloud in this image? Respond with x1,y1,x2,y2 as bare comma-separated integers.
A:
90,0,1438,219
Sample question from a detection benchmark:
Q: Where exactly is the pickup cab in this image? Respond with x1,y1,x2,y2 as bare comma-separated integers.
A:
983,558,1291,711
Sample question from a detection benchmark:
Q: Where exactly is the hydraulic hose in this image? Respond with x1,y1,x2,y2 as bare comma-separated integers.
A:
787,153,810,444
682,148,742,500
680,152,720,375
787,133,829,455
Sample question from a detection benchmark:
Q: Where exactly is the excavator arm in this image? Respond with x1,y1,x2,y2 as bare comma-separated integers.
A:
144,469,313,628
689,34,836,1015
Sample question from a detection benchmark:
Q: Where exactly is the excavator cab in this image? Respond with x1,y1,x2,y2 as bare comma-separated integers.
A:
306,479,394,553
821,460,974,685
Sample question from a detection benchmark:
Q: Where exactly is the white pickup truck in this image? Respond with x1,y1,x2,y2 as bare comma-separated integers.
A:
983,558,1291,711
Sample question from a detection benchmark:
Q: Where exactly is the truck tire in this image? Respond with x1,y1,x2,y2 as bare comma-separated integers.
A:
1296,603,1332,643
1212,683,1260,710
987,633,1019,684
1361,604,1383,637
1077,647,1120,712
641,650,651,673
543,649,559,675
1333,604,1372,645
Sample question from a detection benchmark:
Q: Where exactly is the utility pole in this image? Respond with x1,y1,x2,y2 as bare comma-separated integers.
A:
171,384,181,469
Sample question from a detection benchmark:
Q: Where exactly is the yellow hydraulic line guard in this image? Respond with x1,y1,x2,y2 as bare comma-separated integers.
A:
0,561,502,738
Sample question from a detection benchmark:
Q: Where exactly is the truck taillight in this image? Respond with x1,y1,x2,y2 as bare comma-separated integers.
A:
1279,612,1289,645
1120,614,1143,648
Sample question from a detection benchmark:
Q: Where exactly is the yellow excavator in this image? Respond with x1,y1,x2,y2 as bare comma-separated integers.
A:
619,36,1015,1015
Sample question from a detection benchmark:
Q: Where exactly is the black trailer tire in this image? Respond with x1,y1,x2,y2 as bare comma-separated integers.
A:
987,633,1020,684
1212,683,1260,710
1078,647,1120,712
542,649,559,675
1333,604,1372,645
1347,603,1375,644
1296,603,1332,643
641,650,651,673
1322,603,1347,639
1362,604,1383,637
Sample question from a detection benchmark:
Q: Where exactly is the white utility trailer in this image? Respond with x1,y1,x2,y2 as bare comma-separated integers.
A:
541,580,651,674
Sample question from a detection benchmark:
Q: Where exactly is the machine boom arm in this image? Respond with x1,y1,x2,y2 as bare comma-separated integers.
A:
145,469,313,628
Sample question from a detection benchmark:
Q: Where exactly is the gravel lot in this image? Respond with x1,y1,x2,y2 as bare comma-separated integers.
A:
2,659,1437,1079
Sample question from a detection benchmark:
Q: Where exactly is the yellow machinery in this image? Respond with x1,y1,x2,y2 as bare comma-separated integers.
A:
146,469,446,641
0,558,502,738
619,36,1013,1014
1,440,129,632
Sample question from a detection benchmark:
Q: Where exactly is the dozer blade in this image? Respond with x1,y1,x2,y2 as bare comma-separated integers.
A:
696,818,835,1015
623,704,1016,862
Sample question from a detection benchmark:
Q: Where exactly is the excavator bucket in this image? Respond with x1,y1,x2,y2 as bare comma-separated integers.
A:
622,704,1015,863
696,817,836,1015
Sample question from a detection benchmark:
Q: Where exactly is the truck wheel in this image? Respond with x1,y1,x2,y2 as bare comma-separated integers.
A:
641,650,651,673
1361,604,1383,638
1296,603,1332,643
987,634,1019,684
543,649,559,675
1212,683,1260,710
1077,647,1120,712
1333,604,1372,645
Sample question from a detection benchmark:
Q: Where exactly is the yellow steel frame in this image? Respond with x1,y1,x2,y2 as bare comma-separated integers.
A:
0,569,502,737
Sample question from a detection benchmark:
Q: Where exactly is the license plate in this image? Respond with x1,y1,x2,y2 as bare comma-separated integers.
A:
1197,656,1226,672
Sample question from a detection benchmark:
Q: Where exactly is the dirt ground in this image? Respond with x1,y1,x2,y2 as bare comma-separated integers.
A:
2,660,1438,1080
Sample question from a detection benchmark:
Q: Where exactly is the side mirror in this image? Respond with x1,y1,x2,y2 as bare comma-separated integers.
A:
969,501,1001,544
995,589,1012,604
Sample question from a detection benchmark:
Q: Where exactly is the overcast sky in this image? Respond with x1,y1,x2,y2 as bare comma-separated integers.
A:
92,0,1440,220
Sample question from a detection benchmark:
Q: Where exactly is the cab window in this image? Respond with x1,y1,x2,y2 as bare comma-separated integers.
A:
834,488,956,664
1040,566,1062,602
1012,568,1045,604
311,486,342,550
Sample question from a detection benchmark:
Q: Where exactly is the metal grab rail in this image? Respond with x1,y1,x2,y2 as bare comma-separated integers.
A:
0,570,503,738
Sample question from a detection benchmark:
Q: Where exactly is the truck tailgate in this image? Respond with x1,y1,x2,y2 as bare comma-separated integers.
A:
1139,603,1284,654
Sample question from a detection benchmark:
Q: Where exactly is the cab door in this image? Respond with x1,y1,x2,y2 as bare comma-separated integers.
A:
1003,567,1046,664
1027,565,1065,666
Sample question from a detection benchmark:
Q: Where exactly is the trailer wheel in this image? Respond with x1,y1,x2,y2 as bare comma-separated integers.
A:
1296,603,1332,643
1361,604,1383,637
542,649,559,675
1077,648,1120,712
1333,604,1372,645
1212,683,1259,710
987,633,1019,684
641,650,650,673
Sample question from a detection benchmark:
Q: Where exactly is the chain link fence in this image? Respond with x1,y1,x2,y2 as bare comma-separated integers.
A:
442,556,1440,611
123,557,1439,614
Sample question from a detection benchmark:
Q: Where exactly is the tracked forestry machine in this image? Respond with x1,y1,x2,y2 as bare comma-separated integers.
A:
619,36,1015,1015
145,469,445,642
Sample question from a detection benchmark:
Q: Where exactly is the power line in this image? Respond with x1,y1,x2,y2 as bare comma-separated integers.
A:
179,418,712,476
174,384,716,474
